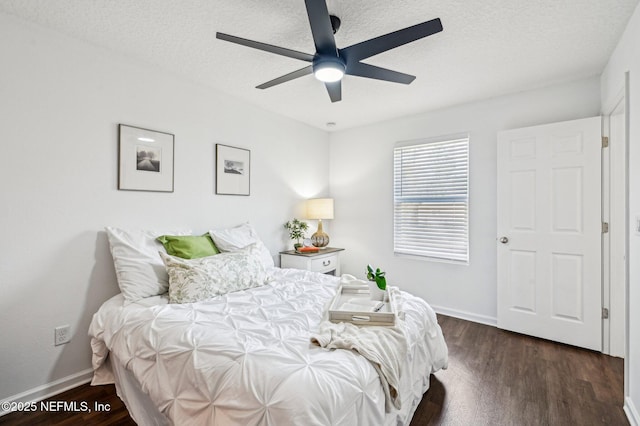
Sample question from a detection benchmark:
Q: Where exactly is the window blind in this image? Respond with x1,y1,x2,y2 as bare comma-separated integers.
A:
393,136,469,263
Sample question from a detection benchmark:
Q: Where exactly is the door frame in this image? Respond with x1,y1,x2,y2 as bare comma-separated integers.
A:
601,75,629,360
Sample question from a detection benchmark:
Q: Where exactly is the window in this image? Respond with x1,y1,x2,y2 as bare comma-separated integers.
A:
393,135,469,263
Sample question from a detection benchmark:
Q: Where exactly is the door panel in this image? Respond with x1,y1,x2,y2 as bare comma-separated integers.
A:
509,250,536,312
497,116,602,351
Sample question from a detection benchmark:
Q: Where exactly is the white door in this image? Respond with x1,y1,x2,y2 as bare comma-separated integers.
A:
497,116,602,351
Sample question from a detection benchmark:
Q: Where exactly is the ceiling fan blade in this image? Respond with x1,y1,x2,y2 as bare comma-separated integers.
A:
256,66,314,89
217,32,314,62
304,0,338,56
341,18,443,62
346,62,415,84
325,81,341,102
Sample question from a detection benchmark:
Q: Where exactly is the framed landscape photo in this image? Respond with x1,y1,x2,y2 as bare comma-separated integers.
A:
118,124,174,192
216,144,250,196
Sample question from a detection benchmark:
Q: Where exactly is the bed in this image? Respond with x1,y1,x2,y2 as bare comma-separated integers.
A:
89,225,448,425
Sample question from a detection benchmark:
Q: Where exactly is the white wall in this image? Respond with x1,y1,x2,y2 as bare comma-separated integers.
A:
601,2,640,423
329,77,601,324
0,13,329,402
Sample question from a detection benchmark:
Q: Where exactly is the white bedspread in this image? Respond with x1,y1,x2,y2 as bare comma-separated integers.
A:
89,268,448,425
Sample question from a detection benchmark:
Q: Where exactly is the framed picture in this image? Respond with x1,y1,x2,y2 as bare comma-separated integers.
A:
216,144,250,196
118,124,174,192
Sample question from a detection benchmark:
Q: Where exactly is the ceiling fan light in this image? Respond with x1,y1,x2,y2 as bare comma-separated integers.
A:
313,59,346,83
314,67,343,82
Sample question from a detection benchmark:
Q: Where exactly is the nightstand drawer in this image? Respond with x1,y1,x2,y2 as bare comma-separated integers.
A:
279,247,344,276
310,254,338,273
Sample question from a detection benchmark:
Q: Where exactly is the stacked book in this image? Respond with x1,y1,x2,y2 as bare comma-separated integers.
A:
297,246,319,253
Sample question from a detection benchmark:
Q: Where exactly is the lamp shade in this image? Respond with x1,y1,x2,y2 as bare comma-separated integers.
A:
306,198,334,220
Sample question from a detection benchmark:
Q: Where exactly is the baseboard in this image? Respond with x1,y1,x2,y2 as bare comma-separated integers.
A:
625,396,640,426
430,304,498,327
0,369,93,417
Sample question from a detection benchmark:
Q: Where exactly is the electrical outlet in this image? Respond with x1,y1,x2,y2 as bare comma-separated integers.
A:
54,325,71,346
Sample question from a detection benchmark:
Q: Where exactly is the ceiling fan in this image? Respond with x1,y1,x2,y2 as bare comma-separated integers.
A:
216,0,443,102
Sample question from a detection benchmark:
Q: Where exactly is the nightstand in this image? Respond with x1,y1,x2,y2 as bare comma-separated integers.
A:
279,247,344,276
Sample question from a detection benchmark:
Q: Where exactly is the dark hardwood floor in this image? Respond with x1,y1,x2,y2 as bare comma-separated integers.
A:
1,315,626,426
0,381,134,426
411,315,627,426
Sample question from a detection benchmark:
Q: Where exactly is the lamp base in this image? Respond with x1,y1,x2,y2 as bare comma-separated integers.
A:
311,220,330,248
311,231,329,248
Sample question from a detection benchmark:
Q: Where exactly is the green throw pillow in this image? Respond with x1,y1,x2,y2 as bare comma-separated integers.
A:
157,234,220,259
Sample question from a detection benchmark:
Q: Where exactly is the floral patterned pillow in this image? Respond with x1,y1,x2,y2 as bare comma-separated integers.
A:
160,243,269,304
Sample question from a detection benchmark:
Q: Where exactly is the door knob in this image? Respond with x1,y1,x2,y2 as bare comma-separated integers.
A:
499,237,509,244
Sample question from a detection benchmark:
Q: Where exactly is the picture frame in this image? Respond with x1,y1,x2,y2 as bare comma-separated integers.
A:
118,124,174,192
215,144,250,196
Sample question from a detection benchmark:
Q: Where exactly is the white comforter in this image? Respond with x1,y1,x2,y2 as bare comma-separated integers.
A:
89,268,448,425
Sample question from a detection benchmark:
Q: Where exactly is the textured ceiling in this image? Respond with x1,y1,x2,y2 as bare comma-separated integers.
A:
1,0,638,131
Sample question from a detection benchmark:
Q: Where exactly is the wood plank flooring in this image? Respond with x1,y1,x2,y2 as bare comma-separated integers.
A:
0,381,134,426
411,315,627,426
1,315,626,425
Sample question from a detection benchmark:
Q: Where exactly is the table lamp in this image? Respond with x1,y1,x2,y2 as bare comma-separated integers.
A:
306,198,334,248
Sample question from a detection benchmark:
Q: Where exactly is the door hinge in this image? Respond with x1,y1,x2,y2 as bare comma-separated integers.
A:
602,308,609,319
602,222,609,233
602,136,609,148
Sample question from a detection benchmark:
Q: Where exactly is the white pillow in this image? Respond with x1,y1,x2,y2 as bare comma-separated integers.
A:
209,222,274,268
160,243,269,304
105,227,191,304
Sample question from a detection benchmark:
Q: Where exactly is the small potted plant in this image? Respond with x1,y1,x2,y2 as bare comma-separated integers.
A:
366,264,387,301
284,218,309,251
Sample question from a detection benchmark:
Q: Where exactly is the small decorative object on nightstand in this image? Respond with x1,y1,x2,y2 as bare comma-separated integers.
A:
305,198,334,248
283,218,309,251
280,247,344,276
